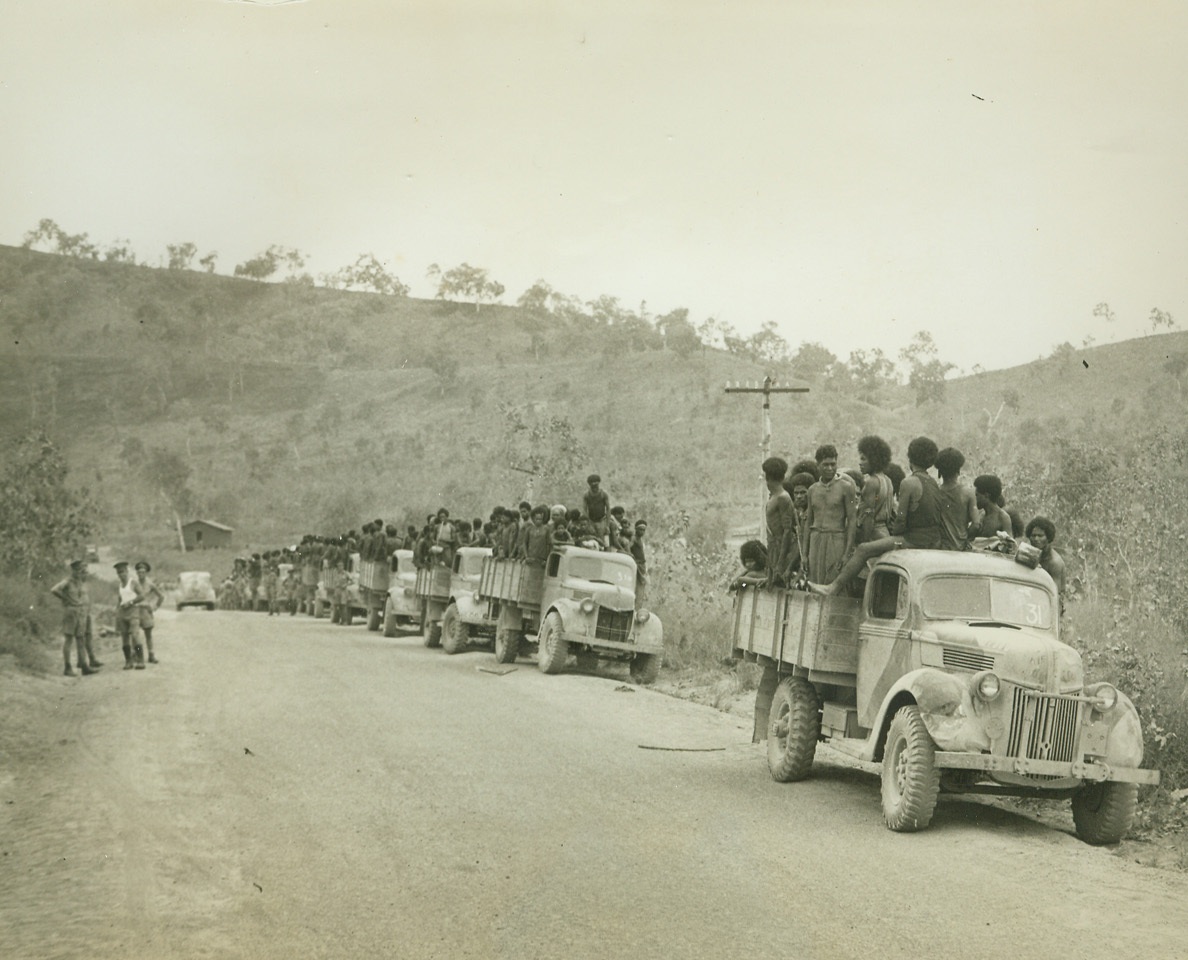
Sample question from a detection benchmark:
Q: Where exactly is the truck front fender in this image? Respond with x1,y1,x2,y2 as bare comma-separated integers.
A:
451,590,487,623
632,612,664,654
875,668,992,755
1082,686,1146,769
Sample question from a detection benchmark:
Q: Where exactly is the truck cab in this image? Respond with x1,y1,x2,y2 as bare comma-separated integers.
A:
733,549,1158,842
440,546,495,654
382,550,420,637
480,546,664,682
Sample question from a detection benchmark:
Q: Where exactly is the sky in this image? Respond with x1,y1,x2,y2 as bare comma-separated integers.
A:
2,0,1185,374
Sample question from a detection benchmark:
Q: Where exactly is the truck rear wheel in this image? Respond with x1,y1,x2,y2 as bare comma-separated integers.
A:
422,604,441,648
313,598,325,618
339,603,353,627
1071,781,1138,845
881,705,940,832
367,606,381,632
494,626,520,664
383,601,399,638
766,677,819,781
629,652,660,685
537,611,568,674
441,604,467,655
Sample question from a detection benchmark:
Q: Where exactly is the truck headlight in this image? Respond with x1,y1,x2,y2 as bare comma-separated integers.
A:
1089,683,1118,712
971,671,1001,701
404,587,414,597
635,609,651,624
580,598,596,614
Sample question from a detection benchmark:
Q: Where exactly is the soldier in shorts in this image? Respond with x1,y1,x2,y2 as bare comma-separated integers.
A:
51,559,100,676
134,560,165,664
114,561,148,669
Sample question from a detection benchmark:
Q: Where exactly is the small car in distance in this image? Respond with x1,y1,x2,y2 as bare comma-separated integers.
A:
177,571,217,610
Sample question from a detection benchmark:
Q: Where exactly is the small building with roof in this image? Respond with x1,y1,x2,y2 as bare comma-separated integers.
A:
181,519,234,551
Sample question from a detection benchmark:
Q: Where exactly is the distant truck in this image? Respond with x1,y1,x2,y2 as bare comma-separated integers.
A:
358,556,390,632
440,546,494,655
315,553,365,625
730,548,1159,843
478,546,663,682
382,549,421,637
413,559,452,648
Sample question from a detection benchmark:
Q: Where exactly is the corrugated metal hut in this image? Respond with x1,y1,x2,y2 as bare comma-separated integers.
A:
181,519,233,551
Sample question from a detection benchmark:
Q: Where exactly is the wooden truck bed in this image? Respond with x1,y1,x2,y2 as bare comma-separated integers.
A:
414,565,451,601
357,559,390,594
731,584,860,679
478,557,544,608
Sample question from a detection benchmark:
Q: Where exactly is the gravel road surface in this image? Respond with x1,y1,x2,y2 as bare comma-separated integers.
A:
2,609,1185,959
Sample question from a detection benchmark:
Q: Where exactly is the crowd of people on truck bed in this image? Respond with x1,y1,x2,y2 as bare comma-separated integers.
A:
214,474,651,615
744,434,1067,605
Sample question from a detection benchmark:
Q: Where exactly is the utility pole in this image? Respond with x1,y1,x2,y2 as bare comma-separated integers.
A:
724,377,810,536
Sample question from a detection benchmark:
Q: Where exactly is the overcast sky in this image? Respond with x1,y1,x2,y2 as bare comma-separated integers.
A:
3,0,1184,374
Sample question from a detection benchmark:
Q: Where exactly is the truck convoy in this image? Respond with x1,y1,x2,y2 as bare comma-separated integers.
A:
478,545,663,681
382,549,420,637
730,547,1158,843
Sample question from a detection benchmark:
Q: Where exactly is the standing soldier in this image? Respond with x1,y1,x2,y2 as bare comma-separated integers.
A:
262,551,280,616
630,519,649,608
114,561,148,669
134,560,165,664
50,559,100,676
583,474,612,548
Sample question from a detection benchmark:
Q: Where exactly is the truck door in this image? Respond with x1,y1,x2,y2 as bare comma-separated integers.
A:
856,568,910,729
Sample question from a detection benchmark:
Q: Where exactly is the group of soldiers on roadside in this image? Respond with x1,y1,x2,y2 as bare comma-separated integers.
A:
51,558,165,678
746,435,1066,604
216,473,650,616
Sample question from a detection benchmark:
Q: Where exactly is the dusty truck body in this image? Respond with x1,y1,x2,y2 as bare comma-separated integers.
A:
478,546,663,681
382,550,420,637
732,549,1158,842
357,556,391,632
315,553,365,624
414,560,452,648
440,546,495,655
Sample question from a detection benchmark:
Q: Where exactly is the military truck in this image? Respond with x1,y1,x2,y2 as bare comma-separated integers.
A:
438,546,495,654
413,559,452,648
315,553,365,625
382,549,421,637
478,546,663,681
358,556,390,632
731,548,1158,843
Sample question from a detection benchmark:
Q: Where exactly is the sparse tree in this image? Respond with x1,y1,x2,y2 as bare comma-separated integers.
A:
104,238,137,264
198,251,218,274
789,341,840,383
745,321,791,366
427,262,505,312
1150,307,1176,334
846,348,897,404
141,447,194,551
167,242,198,270
323,253,409,296
899,330,955,405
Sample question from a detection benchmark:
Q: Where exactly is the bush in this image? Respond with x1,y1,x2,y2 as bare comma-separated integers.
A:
0,576,59,673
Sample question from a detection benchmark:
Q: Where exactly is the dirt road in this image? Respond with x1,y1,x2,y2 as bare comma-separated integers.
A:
2,609,1186,959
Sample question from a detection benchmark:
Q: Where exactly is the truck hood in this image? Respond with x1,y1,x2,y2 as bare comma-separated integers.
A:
926,620,1083,693
563,578,635,613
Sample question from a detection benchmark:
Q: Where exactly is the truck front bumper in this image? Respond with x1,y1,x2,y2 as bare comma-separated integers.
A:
934,751,1160,785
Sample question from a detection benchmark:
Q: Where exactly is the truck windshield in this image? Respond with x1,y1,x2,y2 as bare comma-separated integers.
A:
920,576,1054,630
564,555,636,589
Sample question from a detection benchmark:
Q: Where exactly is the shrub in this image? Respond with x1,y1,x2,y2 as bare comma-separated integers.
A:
0,576,59,673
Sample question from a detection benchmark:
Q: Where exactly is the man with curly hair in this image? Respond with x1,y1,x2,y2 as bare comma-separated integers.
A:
856,435,895,545
1026,516,1066,609
802,444,855,584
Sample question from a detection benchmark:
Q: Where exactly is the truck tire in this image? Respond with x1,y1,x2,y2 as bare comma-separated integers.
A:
340,604,353,627
367,607,382,632
441,604,468,655
383,601,399,638
881,705,940,832
422,604,441,648
1071,781,1138,845
494,626,520,664
629,652,661,685
766,676,819,781
313,598,325,619
537,611,568,674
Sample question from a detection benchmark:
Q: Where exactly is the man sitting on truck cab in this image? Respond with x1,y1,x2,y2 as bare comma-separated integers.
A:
970,475,1013,539
1026,516,1066,610
815,436,945,596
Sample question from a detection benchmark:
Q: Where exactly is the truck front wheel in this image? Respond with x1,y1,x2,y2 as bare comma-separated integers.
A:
367,606,382,632
422,603,441,648
383,601,399,638
629,652,661,685
766,677,819,781
537,612,568,674
494,626,521,664
881,705,940,832
441,604,467,655
1071,781,1138,845
313,598,325,618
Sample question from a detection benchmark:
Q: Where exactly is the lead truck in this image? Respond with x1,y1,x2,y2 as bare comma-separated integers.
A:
731,548,1158,843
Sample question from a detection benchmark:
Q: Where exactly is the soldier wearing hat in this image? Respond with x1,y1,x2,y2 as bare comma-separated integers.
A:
114,561,148,669
134,560,164,664
50,560,100,676
583,474,612,549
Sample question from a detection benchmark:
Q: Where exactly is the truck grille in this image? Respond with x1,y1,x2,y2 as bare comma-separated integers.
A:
595,608,633,644
942,647,995,671
1007,688,1080,763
